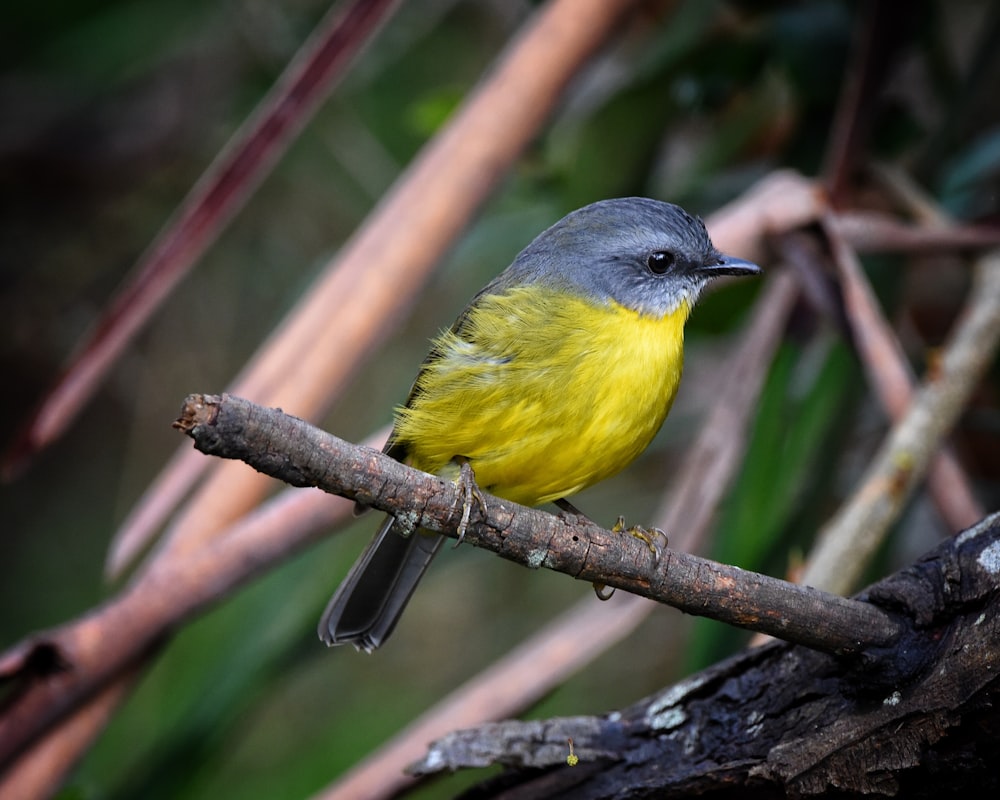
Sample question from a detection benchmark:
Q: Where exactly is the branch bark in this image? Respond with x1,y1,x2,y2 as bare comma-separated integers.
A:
170,393,902,657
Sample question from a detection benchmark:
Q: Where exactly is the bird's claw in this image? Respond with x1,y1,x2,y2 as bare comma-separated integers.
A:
453,459,487,547
592,582,615,601
612,515,667,562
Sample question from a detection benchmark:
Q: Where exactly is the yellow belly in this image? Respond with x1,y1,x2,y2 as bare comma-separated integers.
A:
393,286,690,507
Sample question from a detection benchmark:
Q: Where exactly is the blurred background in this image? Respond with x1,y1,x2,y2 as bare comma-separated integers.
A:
2,0,1000,797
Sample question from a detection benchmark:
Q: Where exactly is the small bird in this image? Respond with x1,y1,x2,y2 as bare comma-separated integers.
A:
319,197,760,652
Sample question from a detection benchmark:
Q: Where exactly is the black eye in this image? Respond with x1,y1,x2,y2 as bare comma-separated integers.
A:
647,251,675,274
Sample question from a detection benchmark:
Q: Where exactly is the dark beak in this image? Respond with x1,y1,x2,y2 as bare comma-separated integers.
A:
698,253,761,278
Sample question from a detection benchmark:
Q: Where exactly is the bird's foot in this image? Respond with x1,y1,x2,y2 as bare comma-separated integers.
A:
453,459,487,547
612,516,668,561
592,520,667,601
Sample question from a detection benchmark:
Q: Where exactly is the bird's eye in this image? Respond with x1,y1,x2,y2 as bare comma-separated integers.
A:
647,251,675,274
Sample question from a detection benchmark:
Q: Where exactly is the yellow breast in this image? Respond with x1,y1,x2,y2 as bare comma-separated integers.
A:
393,285,690,507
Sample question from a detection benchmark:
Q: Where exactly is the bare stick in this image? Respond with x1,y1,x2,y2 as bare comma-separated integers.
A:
822,1,904,206
832,211,1000,253
0,389,898,774
821,213,983,531
109,0,647,577
3,0,400,478
801,248,1000,593
0,669,142,800
169,393,901,655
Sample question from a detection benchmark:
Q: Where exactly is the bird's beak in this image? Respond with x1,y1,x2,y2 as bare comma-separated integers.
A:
698,254,761,278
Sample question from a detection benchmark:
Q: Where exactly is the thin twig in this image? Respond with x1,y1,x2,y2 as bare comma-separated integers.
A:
0,388,898,770
171,393,901,654
3,0,401,479
801,248,1000,593
0,383,904,774
0,669,142,800
821,213,983,531
832,211,1000,253
108,0,647,578
822,0,905,206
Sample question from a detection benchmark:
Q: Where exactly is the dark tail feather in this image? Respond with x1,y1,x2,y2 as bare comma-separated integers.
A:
317,516,444,652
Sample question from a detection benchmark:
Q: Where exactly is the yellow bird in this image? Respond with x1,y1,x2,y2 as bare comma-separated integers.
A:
319,197,760,651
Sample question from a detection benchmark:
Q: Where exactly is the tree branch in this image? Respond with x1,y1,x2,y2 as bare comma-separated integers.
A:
111,0,647,578
3,0,401,478
801,247,1000,593
173,393,901,657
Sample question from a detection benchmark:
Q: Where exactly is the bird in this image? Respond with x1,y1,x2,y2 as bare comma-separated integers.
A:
318,197,760,652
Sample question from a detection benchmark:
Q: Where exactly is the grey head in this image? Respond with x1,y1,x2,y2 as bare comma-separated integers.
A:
493,197,760,317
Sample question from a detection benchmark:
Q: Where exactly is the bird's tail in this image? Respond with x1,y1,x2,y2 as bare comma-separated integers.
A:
317,516,444,652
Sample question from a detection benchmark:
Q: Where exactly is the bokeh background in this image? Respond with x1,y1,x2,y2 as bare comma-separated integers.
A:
3,0,1000,797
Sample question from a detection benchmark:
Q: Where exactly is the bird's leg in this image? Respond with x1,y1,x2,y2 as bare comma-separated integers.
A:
554,497,590,524
452,457,487,547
